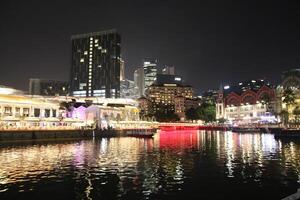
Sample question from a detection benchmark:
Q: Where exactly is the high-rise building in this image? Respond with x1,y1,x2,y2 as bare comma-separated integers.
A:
145,82,194,116
156,74,182,85
162,66,175,75
143,60,157,89
120,58,125,81
29,79,69,96
134,67,145,97
70,29,121,98
120,79,139,99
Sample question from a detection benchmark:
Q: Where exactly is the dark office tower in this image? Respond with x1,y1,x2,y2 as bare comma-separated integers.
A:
70,29,121,98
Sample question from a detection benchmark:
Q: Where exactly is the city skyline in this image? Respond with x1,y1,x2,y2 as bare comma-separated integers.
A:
1,0,300,93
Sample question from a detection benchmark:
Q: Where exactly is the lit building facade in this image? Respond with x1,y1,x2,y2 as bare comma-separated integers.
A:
70,29,121,98
162,66,175,75
134,67,145,97
216,80,277,124
145,83,194,116
120,58,125,81
143,60,157,89
0,94,60,119
137,96,152,119
29,79,69,96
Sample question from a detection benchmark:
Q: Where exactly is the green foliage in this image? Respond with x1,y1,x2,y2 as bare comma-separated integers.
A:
196,102,216,123
218,118,227,124
280,109,289,125
293,106,300,123
185,108,199,121
152,104,180,122
293,106,300,115
283,88,296,106
260,93,271,106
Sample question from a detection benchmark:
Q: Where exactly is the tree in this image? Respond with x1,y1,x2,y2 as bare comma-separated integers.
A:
197,102,216,123
260,93,271,111
283,88,296,108
280,110,289,125
282,88,296,122
185,108,199,121
293,106,300,123
218,118,227,124
152,104,180,122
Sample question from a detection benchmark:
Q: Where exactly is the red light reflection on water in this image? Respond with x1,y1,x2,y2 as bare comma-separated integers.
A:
159,130,199,149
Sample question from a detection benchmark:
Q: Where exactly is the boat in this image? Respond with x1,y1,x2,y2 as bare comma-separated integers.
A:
274,129,300,139
230,126,261,133
124,129,155,138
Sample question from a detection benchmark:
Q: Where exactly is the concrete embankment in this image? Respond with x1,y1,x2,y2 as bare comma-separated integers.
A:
0,129,121,141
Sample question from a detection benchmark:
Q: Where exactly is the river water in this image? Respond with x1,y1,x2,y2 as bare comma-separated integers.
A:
0,130,299,200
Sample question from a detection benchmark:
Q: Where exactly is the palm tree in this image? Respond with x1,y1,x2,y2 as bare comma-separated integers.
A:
260,93,271,111
280,110,289,125
293,106,300,123
282,88,296,122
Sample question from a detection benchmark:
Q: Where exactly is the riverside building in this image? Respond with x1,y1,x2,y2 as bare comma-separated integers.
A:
216,79,277,124
70,29,121,98
145,83,194,120
29,79,69,96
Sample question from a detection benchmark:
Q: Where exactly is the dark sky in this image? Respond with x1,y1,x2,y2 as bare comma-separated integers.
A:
1,0,300,94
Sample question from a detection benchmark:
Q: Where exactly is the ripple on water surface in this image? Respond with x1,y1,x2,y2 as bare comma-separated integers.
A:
0,131,299,199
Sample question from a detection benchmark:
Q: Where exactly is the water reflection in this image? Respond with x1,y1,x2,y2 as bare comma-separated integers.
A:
0,131,299,199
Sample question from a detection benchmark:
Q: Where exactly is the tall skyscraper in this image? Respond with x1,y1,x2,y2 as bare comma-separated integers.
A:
162,66,175,75
70,29,121,98
120,58,125,81
134,67,145,97
143,60,157,89
29,79,69,96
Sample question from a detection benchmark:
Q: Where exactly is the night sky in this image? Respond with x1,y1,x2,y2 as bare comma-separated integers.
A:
1,0,300,94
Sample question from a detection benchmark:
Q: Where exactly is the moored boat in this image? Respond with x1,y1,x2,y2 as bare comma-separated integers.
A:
123,128,155,138
230,126,261,133
274,129,300,139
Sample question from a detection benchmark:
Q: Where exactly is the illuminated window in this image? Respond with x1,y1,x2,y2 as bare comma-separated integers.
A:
84,51,88,55
80,58,84,62
23,108,29,117
4,107,12,115
15,107,20,115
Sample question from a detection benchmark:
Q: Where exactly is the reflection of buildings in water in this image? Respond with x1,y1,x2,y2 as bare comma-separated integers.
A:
0,134,300,197
158,130,298,184
280,141,300,183
0,143,78,186
0,139,155,196
224,131,235,177
159,130,199,149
